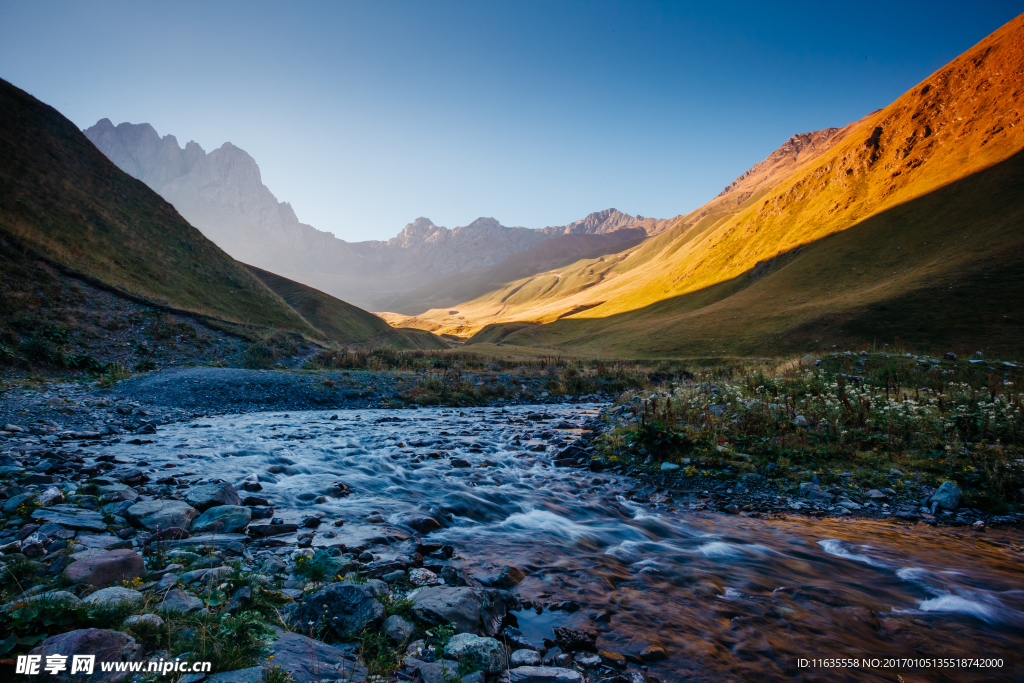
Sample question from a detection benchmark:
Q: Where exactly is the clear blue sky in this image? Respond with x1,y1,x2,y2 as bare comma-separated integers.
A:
1,1,1020,241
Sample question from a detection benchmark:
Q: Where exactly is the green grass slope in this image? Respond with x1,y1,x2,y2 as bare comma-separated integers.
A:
244,265,448,349
0,78,318,337
475,147,1024,357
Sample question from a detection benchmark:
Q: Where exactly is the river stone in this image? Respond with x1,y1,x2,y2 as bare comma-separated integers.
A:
124,613,164,628
402,657,460,683
640,644,668,661
929,481,961,511
2,590,81,611
98,484,138,503
260,629,366,683
32,505,108,531
411,586,513,636
206,667,266,683
291,582,385,638
493,565,526,588
185,482,240,511
509,667,584,683
83,587,144,606
29,628,142,683
511,649,542,667
126,500,198,531
799,482,835,502
383,614,415,647
159,589,205,612
191,505,251,534
660,462,680,471
409,567,441,586
445,633,507,673
65,549,145,587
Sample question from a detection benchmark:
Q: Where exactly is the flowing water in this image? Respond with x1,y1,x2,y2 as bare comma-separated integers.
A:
108,405,1024,682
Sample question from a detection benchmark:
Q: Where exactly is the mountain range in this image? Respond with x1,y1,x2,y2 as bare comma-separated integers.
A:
83,118,669,311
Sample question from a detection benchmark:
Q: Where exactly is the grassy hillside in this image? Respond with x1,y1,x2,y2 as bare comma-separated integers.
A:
414,15,1024,356
473,147,1024,357
0,78,318,337
245,265,448,350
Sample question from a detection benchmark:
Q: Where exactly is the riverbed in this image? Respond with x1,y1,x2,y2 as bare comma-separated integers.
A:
106,404,1024,682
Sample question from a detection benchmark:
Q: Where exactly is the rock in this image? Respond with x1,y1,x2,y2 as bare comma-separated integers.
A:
412,585,513,636
29,629,142,683
660,462,680,471
2,590,81,611
944,352,957,360
165,534,247,554
492,565,526,588
382,570,406,583
890,468,904,476
450,458,471,468
32,506,108,532
929,481,961,512
83,587,144,606
291,582,385,639
865,489,888,500
36,486,65,506
509,667,584,683
799,482,835,502
261,629,366,683
247,523,298,537
511,649,543,667
159,589,205,612
552,627,597,652
137,423,157,434
206,667,266,683
185,482,240,511
395,514,442,534
640,644,668,661
445,632,507,673
502,626,537,651
124,613,164,629
599,650,627,669
441,565,482,588
191,505,252,534
126,500,199,531
227,586,252,612
402,657,460,683
383,615,415,648
837,500,862,510
3,492,35,514
65,549,145,587
98,484,139,503
409,567,441,586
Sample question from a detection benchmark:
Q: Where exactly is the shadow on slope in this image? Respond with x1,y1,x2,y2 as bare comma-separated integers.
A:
244,265,448,350
468,147,1024,357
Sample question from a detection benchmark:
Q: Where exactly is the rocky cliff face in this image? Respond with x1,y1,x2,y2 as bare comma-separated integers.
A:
83,120,659,309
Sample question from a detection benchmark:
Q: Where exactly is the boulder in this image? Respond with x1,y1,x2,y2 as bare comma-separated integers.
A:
126,500,198,531
409,568,441,586
159,589,205,612
83,587,143,606
445,633,507,673
402,657,460,683
185,482,240,511
191,505,252,534
553,627,597,652
260,629,366,683
509,667,584,683
65,549,145,587
291,582,385,639
2,590,81,611
98,484,138,503
411,585,513,636
929,481,962,512
383,614,415,647
29,629,141,683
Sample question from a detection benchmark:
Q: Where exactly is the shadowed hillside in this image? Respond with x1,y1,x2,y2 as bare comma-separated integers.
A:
0,78,319,337
244,265,448,349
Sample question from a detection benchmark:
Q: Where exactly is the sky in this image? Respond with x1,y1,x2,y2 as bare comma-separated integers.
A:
1,1,1020,241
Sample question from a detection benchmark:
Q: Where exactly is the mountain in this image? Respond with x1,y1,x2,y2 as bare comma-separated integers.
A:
0,78,446,354
0,78,318,337
421,14,1024,356
83,119,666,309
